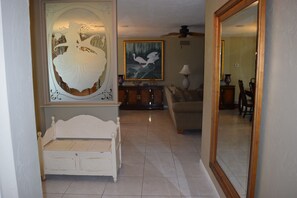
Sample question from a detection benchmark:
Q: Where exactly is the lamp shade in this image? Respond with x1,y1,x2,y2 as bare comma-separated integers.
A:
179,65,191,75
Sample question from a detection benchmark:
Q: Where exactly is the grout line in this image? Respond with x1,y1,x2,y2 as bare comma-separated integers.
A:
62,177,74,196
140,121,149,196
100,176,108,197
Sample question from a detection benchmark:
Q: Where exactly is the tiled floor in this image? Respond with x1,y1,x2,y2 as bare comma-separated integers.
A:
217,109,252,198
42,110,218,198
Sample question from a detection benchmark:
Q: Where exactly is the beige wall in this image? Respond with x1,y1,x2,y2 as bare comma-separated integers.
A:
203,0,297,197
256,0,297,197
223,36,257,102
201,0,229,197
118,37,205,89
43,105,119,129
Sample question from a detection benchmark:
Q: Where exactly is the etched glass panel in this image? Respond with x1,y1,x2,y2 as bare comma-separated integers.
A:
46,2,113,102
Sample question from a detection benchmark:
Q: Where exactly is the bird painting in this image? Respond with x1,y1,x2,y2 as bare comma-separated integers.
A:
132,53,147,65
125,41,163,80
144,51,159,67
147,51,158,59
132,51,159,68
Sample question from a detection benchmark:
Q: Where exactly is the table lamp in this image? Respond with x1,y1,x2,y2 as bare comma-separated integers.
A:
179,64,191,89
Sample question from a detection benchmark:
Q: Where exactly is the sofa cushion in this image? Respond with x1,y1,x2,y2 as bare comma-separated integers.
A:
178,89,203,102
172,87,186,102
172,101,203,112
167,85,203,102
183,90,201,101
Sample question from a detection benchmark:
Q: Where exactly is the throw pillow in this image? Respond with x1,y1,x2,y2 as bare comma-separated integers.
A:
183,90,194,101
183,89,203,101
196,88,203,100
173,87,186,102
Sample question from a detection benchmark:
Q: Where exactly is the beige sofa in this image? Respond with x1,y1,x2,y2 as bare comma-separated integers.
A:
165,86,203,133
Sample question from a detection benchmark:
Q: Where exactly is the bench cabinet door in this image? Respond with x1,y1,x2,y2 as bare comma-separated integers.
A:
44,152,76,171
78,152,112,172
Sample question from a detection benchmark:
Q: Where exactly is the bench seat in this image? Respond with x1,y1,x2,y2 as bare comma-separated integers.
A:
38,115,121,182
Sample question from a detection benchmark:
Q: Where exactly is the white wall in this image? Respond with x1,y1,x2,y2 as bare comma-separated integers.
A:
202,0,297,197
0,0,42,197
256,0,297,197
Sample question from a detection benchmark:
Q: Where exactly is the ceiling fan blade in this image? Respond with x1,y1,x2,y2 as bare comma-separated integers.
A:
161,32,180,37
188,32,205,37
178,34,187,38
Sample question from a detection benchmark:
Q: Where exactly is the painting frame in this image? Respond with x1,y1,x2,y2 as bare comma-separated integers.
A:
124,40,164,81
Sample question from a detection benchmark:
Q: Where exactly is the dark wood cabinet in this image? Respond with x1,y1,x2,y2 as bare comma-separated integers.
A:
220,85,235,109
118,85,164,110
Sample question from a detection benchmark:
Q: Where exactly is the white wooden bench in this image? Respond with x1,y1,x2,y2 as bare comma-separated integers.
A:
37,115,121,182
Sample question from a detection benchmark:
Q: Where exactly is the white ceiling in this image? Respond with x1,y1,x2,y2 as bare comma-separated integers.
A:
117,0,205,38
222,2,258,37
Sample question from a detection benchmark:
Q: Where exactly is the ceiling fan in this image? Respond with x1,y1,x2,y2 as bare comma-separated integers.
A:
162,25,204,38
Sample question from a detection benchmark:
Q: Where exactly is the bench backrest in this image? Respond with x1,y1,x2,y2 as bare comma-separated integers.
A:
54,115,118,139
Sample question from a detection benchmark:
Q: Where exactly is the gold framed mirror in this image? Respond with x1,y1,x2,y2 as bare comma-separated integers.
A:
210,0,265,197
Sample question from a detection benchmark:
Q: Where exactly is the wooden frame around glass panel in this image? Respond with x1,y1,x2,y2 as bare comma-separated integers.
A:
44,1,117,103
209,0,266,197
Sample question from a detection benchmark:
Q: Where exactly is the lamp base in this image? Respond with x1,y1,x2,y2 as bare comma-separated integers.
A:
182,76,190,90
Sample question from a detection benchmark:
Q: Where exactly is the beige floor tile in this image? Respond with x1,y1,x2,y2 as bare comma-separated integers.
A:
104,176,143,196
64,177,107,195
119,162,144,176
142,177,181,196
121,143,146,154
145,152,175,163
178,176,218,197
171,144,199,153
42,176,73,194
173,152,201,164
43,194,63,198
102,196,141,198
146,142,172,153
62,195,102,198
144,162,177,178
122,152,146,164
143,196,181,198
175,161,206,178
181,196,219,198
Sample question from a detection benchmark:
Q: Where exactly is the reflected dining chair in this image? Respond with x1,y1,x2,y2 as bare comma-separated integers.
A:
238,80,254,120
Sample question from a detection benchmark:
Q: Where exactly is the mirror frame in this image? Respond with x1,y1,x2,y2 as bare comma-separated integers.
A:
209,0,266,197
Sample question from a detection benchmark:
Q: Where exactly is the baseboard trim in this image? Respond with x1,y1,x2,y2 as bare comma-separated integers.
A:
200,159,220,197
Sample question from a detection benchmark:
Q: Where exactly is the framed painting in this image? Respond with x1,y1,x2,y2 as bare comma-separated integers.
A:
124,40,164,81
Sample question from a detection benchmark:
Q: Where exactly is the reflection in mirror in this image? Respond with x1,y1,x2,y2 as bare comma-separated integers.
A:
210,0,266,197
217,3,258,197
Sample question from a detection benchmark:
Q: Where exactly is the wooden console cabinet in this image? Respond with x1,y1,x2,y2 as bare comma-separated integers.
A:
220,85,235,109
118,85,164,110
